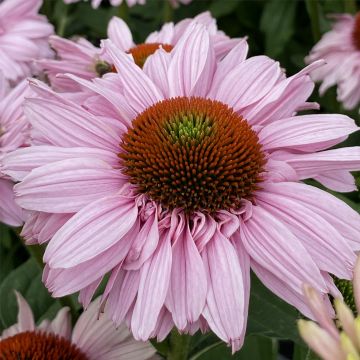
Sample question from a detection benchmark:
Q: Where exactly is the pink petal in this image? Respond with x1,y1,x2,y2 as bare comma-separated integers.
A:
256,191,356,279
239,205,327,292
202,230,247,349
14,291,35,332
3,146,118,182
44,194,138,268
45,219,138,296
102,39,163,112
50,307,72,340
168,22,215,97
107,17,134,51
124,209,159,270
314,171,357,192
211,56,282,110
25,98,120,151
15,158,124,213
131,236,172,340
262,182,360,251
107,269,140,326
166,221,207,329
259,114,358,152
0,178,23,226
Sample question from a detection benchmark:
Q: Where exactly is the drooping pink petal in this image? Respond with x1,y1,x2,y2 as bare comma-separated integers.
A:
44,194,138,268
262,182,360,251
202,230,247,351
131,235,172,340
256,191,356,279
239,205,327,293
166,221,207,329
0,178,23,226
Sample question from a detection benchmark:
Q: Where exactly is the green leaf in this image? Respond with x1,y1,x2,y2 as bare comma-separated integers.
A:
247,273,302,344
293,343,320,360
210,0,240,18
0,258,60,331
190,335,278,360
260,0,297,58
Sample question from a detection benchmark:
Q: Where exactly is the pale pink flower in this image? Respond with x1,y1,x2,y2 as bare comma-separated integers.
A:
0,73,31,226
0,292,157,360
63,0,190,9
4,25,360,351
0,0,54,85
298,256,360,360
39,12,240,91
306,13,360,110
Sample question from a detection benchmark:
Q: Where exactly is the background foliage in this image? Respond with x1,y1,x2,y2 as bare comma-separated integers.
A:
1,0,359,359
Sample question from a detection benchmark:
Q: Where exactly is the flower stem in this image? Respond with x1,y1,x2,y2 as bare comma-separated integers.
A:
167,330,191,360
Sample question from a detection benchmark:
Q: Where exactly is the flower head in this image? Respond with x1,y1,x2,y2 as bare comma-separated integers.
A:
0,73,30,226
39,12,240,91
0,292,157,360
5,25,360,351
298,256,360,360
0,0,54,85
306,13,360,110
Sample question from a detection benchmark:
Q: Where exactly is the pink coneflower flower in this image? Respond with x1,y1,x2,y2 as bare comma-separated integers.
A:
306,13,360,110
39,12,239,91
0,73,31,226
63,0,190,9
0,292,157,360
4,24,360,351
298,256,360,360
0,0,54,85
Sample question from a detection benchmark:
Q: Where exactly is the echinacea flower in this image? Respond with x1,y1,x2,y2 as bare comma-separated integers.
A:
306,13,360,110
39,12,239,92
0,0,54,85
298,256,360,360
0,72,30,226
0,292,157,360
63,0,191,9
4,24,360,351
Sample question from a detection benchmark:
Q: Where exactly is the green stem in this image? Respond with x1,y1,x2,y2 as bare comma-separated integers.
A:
167,330,191,360
344,0,357,14
162,0,174,23
57,6,68,37
305,0,321,42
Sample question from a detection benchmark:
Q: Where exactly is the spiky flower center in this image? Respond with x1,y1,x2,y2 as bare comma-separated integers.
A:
120,97,266,213
353,12,360,50
0,331,88,360
127,43,173,68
